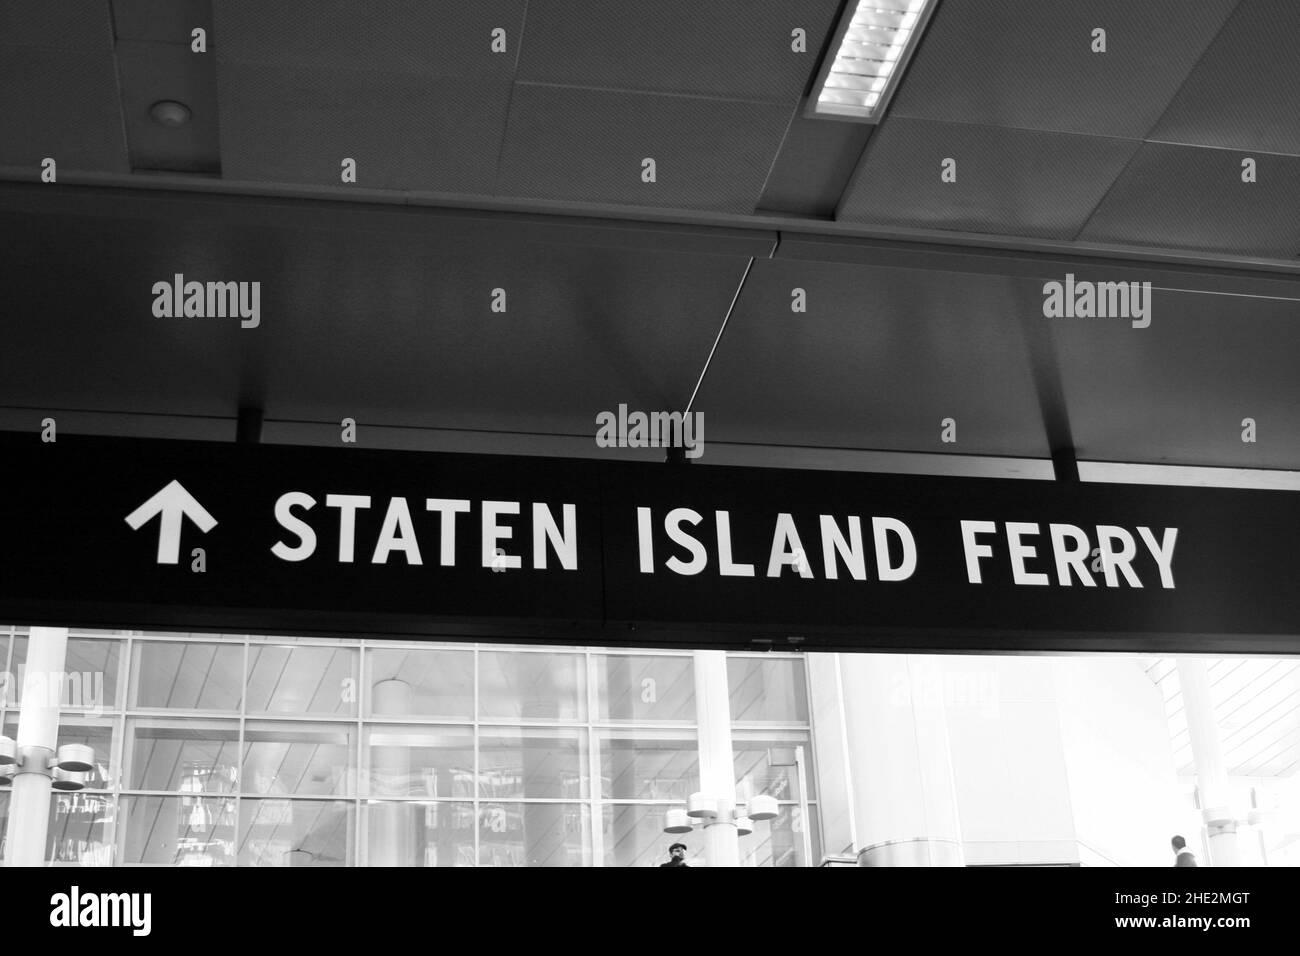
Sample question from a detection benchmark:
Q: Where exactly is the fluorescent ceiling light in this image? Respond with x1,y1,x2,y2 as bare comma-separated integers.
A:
809,0,939,123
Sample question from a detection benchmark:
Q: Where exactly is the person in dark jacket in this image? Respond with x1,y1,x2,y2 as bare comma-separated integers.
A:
1172,834,1198,867
660,842,689,867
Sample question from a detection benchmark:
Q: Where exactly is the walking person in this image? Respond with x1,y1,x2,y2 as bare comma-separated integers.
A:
1172,835,1198,867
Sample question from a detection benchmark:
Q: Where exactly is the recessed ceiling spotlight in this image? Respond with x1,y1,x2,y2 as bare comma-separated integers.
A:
149,100,192,128
808,0,939,123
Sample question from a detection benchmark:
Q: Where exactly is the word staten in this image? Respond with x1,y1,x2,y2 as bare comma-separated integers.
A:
151,273,261,328
271,493,577,568
1042,273,1151,328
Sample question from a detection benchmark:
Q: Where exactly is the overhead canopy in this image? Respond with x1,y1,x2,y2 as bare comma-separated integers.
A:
2,0,1298,470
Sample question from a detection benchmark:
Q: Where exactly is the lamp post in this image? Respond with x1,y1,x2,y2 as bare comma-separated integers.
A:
660,650,782,866
0,627,98,867
1176,658,1241,866
664,792,781,861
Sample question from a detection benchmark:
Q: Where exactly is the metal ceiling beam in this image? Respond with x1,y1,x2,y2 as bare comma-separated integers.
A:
776,234,1300,299
4,171,1300,278
0,181,778,260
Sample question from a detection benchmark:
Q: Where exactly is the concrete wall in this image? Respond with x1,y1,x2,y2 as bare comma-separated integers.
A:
1052,657,1192,866
810,653,1189,866
943,656,1079,865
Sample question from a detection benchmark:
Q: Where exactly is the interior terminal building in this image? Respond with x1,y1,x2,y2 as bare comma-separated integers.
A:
0,628,1296,867
2,2,1299,867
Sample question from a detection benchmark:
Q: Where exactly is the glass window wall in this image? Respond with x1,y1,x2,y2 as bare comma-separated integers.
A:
0,627,815,866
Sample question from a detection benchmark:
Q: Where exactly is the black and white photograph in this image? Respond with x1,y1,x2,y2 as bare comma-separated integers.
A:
0,0,1294,940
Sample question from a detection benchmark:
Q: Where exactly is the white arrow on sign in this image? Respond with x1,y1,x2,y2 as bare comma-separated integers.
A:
124,480,218,564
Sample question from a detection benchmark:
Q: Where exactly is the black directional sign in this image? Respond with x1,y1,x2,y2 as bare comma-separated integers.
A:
1,432,1297,654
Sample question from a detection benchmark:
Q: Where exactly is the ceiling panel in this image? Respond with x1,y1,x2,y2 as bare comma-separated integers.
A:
249,234,741,433
0,46,129,172
1078,143,1300,258
1143,658,1177,685
0,210,249,416
514,0,841,102
1053,287,1300,469
212,1,526,193
0,0,113,49
1149,0,1300,156
497,84,796,213
1152,658,1300,778
837,118,1139,240
1217,662,1293,731
216,63,512,192
0,2,125,173
891,0,1239,139
1218,673,1300,776
212,0,526,76
692,259,1050,456
0,196,749,437
112,0,213,44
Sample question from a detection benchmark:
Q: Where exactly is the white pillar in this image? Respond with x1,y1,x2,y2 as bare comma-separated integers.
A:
4,626,68,867
693,650,739,867
839,654,965,866
1176,658,1239,866
369,679,412,866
